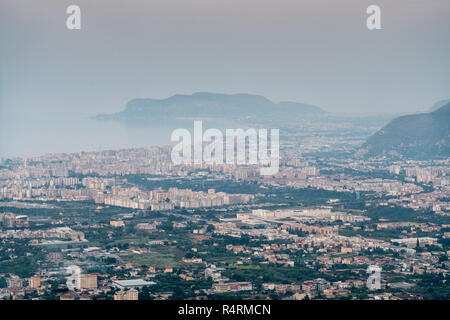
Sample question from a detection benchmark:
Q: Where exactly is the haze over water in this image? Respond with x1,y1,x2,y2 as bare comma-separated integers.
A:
0,110,172,158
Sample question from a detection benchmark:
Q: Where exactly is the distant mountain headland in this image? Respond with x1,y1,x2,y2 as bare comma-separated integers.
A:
429,98,450,112
93,92,326,125
357,102,450,159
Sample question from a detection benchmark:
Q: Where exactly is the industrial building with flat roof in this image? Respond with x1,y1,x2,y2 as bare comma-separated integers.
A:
112,279,156,289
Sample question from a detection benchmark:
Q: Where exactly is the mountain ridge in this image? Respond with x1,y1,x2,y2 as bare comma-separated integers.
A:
93,92,326,124
357,102,450,159
429,98,450,112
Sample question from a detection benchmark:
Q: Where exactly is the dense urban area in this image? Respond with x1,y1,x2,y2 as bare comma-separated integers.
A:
1,133,449,301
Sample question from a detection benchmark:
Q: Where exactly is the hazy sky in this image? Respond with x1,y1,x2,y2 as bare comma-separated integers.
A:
1,0,450,117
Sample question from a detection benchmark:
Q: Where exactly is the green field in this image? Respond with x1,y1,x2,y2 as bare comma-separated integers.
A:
125,246,186,268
